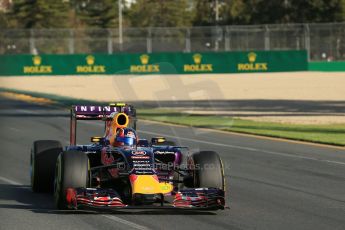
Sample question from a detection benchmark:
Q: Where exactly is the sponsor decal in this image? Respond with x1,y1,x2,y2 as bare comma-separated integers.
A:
130,54,160,73
76,55,106,73
154,151,175,155
132,160,150,162
160,185,170,191
133,163,151,167
131,155,150,159
23,56,53,74
132,158,152,171
184,53,213,72
132,150,147,156
74,106,118,113
237,52,268,71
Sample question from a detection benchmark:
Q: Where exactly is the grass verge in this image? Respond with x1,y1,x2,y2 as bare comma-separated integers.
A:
138,109,345,146
1,87,344,147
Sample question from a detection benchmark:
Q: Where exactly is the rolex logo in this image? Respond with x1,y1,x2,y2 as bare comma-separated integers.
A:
86,55,95,65
184,53,213,72
238,52,268,71
193,53,202,64
140,54,149,65
77,55,105,73
24,55,52,73
248,52,257,63
130,54,159,73
33,56,42,65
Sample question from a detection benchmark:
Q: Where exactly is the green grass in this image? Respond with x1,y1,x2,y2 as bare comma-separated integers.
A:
1,87,344,146
138,109,345,146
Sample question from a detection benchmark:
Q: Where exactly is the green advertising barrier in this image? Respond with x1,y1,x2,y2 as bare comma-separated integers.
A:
0,50,307,76
309,61,345,72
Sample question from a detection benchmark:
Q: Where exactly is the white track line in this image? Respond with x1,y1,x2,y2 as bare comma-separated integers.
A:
102,215,150,230
137,130,345,166
15,109,39,114
0,176,22,185
9,127,21,132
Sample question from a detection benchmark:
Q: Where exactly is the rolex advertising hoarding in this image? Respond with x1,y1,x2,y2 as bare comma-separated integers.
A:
0,51,307,76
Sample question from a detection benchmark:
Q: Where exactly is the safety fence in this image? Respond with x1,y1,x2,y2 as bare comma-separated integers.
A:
1,23,344,61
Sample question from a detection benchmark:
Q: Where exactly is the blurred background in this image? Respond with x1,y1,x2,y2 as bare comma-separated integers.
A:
1,0,345,61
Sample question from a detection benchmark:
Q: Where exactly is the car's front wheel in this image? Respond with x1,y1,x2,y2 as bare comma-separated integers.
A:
54,150,90,210
192,151,225,190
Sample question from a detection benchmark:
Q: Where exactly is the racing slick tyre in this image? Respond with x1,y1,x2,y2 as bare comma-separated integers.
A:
31,140,63,193
192,151,225,190
54,150,90,210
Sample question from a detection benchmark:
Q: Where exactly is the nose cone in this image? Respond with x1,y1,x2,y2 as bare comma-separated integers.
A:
129,174,173,195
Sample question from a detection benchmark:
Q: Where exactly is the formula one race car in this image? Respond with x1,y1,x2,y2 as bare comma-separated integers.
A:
30,103,225,210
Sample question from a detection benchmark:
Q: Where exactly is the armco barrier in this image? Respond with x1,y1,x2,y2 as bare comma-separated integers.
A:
0,51,307,76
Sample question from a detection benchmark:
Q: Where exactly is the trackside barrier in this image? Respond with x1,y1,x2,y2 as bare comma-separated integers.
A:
308,61,345,72
0,50,307,76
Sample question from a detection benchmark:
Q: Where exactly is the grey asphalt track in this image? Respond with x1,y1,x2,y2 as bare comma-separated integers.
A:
0,96,345,230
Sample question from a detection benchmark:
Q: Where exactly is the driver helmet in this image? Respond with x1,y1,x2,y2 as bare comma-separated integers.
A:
114,128,137,147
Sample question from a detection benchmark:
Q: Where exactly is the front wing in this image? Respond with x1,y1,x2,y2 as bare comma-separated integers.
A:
65,187,225,210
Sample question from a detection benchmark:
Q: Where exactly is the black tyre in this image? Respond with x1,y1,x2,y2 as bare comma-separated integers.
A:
192,151,225,190
31,140,62,193
54,150,90,210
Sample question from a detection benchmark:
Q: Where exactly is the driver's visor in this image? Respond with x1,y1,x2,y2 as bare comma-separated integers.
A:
116,136,135,146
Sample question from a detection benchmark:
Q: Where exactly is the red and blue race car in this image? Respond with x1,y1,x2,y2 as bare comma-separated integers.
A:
30,103,226,210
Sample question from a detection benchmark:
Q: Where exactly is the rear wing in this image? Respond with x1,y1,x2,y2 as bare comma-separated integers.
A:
71,104,136,120
70,104,136,145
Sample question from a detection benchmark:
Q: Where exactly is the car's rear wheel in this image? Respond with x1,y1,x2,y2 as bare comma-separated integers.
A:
31,140,62,193
192,151,225,190
54,150,90,210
